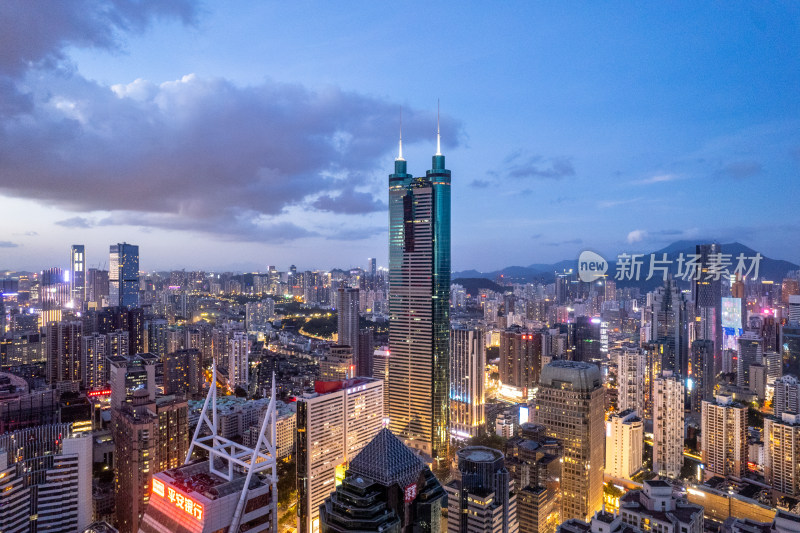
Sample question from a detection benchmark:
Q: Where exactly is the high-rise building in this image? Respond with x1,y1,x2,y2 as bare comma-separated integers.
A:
605,409,643,480
86,268,109,307
319,427,446,533
145,318,168,359
357,328,374,377
71,244,86,309
46,319,82,385
387,125,451,476
737,333,764,388
163,348,202,397
229,331,250,391
337,287,360,361
574,317,601,365
141,365,278,533
765,412,800,499
645,280,690,378
690,339,715,414
536,360,604,521
615,346,646,416
40,267,70,325
505,432,562,533
694,243,723,361
446,447,519,533
652,371,684,479
0,424,92,532
450,325,486,439
109,243,139,308
774,375,800,418
701,394,748,479
296,378,384,533
500,328,542,398
82,332,109,390
319,344,354,381
373,347,390,408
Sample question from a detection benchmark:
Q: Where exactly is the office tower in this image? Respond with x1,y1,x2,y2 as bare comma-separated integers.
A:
774,375,800,418
782,321,800,378
145,317,168,359
446,447,519,533
387,129,451,476
0,424,92,532
690,339,715,414
368,257,377,282
108,353,157,409
652,371,684,479
104,306,145,355
41,266,70,325
70,244,86,309
764,350,782,385
296,377,383,533
790,295,800,324
141,366,278,533
337,287,360,362
615,346,646,416
113,389,188,532
86,268,109,306
646,279,690,377
229,331,250,391
373,347,390,408
357,328,374,377
505,433,562,533
319,427,446,533
737,332,764,388
765,412,800,498
618,480,703,533
574,316,601,365
694,243,723,360
109,242,139,308
450,325,486,439
536,360,604,521
701,394,747,479
783,279,800,304
82,332,108,390
605,409,644,480
320,344,354,381
163,348,202,397
500,328,542,398
45,319,82,385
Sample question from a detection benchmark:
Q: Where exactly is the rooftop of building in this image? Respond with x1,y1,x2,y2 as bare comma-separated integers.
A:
457,446,504,464
157,459,268,501
540,359,602,391
347,427,425,488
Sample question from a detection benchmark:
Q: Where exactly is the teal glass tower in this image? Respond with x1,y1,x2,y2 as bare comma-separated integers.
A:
387,121,451,478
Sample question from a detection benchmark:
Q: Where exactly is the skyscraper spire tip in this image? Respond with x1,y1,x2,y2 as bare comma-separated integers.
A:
397,107,404,161
436,99,441,156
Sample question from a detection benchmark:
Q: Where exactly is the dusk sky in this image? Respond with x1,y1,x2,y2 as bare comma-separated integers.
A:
1,1,799,273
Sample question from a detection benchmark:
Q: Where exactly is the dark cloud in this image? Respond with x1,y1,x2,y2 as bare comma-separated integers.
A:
721,160,762,179
0,241,19,248
0,1,463,243
55,216,95,228
312,189,386,214
504,150,575,179
545,238,583,247
470,179,490,188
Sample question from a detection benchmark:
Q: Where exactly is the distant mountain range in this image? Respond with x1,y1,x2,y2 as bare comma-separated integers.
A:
453,241,799,292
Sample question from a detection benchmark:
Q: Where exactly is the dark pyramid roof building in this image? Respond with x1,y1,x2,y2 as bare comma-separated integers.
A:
319,428,446,533
347,427,426,488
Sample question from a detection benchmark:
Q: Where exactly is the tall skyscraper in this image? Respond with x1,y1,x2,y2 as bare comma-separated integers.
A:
229,331,250,390
690,339,715,414
737,332,764,388
296,377,384,533
536,360,604,522
500,328,543,398
387,121,451,476
70,244,85,309
774,375,800,418
701,394,748,480
450,325,486,439
40,267,70,325
82,332,108,390
652,371,684,479
645,279,690,378
45,319,82,385
109,243,139,308
615,346,646,416
336,287,360,370
694,243,723,361
765,412,800,499
445,447,519,533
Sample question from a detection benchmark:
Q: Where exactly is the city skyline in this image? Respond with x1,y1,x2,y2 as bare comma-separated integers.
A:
2,2,800,272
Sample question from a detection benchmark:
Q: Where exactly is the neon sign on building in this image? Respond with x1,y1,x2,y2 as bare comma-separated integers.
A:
152,478,204,520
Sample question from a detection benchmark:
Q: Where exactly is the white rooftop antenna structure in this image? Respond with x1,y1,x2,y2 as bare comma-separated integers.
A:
185,363,278,533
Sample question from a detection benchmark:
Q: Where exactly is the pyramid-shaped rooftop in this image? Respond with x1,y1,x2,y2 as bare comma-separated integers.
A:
347,428,425,487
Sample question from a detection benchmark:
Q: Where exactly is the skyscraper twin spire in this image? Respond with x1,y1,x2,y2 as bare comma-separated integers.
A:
396,100,441,162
